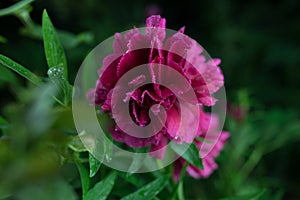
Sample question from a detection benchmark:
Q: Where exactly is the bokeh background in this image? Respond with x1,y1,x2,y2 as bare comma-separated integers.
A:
0,0,300,199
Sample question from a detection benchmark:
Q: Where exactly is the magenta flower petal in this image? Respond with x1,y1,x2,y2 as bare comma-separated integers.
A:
113,33,128,53
165,106,180,140
146,15,166,28
99,54,122,89
172,110,229,181
146,15,166,41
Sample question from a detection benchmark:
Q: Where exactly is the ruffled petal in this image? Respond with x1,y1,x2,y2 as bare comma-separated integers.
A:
146,15,166,41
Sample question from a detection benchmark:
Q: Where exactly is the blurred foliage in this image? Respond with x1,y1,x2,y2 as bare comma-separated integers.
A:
0,0,300,199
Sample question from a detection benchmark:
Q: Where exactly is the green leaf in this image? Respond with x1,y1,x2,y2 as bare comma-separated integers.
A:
118,172,143,187
89,153,101,178
47,66,73,105
176,181,185,200
42,10,68,78
127,153,145,174
171,142,203,169
0,54,42,85
0,116,7,124
76,163,90,199
0,0,34,17
68,135,88,152
121,175,169,200
84,172,116,200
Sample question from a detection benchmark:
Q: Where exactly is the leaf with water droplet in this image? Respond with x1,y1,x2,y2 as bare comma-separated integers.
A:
103,127,113,163
89,153,101,178
121,174,169,200
47,66,73,105
0,54,42,85
42,10,68,79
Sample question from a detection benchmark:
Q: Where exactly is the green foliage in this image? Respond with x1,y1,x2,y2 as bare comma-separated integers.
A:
171,142,203,169
0,0,34,17
117,172,144,187
89,153,101,178
47,66,73,105
76,164,90,199
84,172,116,200
121,175,169,200
42,10,68,78
0,54,43,85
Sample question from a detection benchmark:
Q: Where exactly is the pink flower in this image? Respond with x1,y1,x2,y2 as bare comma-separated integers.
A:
173,112,230,181
88,15,224,159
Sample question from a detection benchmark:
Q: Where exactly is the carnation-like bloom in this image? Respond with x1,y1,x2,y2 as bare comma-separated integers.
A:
87,15,226,162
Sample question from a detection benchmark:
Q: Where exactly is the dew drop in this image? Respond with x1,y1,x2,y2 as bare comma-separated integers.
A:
47,66,65,80
105,155,112,162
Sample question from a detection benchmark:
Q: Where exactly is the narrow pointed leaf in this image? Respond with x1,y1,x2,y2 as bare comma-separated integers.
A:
42,10,68,78
89,153,101,178
121,175,169,200
0,0,34,17
171,142,203,169
76,163,90,199
0,54,42,85
84,172,116,200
